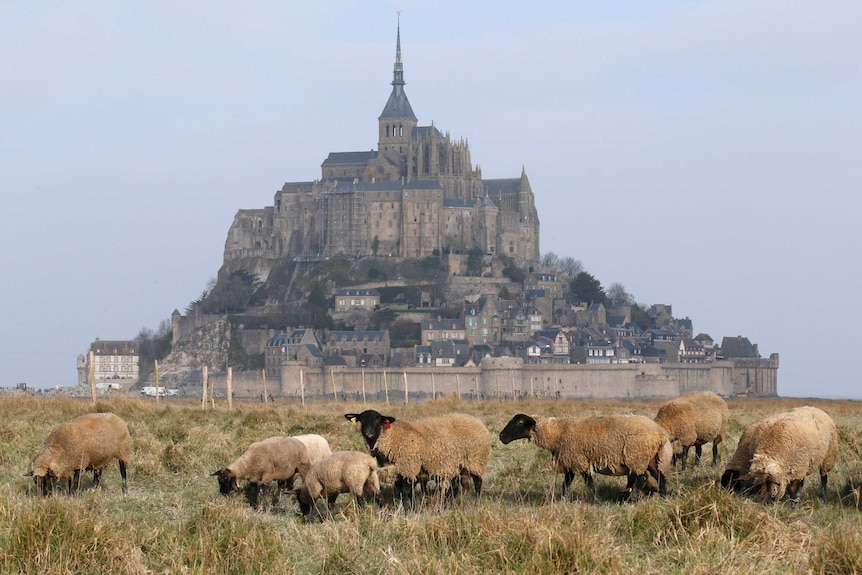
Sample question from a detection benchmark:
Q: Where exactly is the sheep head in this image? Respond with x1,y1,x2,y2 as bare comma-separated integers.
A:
344,410,396,451
211,468,239,495
25,467,58,496
499,414,536,444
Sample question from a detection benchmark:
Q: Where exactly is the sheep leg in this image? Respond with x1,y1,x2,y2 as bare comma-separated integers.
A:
711,441,721,466
820,473,829,502
259,483,270,512
787,479,804,508
618,472,644,503
118,460,128,495
354,493,366,510
694,444,703,467
71,469,82,495
246,482,261,509
396,476,417,511
92,468,103,489
679,446,690,471
576,471,593,502
470,474,483,499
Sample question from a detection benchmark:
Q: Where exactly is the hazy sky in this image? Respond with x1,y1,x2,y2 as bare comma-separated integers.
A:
2,1,860,398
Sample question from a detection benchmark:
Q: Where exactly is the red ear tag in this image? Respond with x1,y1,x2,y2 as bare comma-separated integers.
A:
385,422,391,430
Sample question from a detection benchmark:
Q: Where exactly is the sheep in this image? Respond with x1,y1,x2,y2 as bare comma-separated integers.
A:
344,409,491,508
292,451,381,520
499,413,673,502
654,391,729,471
211,436,310,510
26,412,131,496
720,414,779,494
288,434,332,488
740,406,838,507
292,434,333,465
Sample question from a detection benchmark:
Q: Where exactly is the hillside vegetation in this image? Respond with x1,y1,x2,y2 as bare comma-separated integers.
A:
4,396,862,574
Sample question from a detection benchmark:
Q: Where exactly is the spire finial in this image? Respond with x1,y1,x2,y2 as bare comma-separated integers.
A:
392,12,404,87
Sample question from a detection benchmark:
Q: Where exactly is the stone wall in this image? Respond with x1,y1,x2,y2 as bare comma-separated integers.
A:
189,355,779,401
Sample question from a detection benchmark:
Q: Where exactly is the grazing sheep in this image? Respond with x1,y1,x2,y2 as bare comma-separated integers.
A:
212,436,310,510
654,391,729,471
292,434,333,465
740,406,838,507
720,415,779,494
289,434,332,488
499,413,672,502
293,451,381,520
344,410,491,507
26,412,131,496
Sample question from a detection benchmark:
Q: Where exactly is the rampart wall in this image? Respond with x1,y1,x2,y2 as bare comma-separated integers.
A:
190,356,779,401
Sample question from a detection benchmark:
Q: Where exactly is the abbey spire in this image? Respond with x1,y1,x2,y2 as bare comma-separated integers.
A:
378,15,417,158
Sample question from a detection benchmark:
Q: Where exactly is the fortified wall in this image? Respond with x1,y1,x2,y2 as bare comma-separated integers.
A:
192,354,779,401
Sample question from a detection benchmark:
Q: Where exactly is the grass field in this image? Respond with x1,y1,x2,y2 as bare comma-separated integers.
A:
2,395,862,575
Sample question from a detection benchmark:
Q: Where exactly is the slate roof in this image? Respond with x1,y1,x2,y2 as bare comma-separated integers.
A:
412,125,443,138
483,178,520,195
328,330,387,342
336,288,380,296
443,199,478,209
322,151,378,166
720,336,758,358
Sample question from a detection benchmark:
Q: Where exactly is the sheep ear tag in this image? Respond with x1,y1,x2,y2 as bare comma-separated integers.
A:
350,417,357,423
384,421,392,429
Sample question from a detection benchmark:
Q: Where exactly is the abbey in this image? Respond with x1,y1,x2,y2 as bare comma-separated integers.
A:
223,22,540,277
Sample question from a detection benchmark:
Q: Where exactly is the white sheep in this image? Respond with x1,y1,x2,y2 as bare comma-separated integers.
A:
654,391,729,471
344,410,491,508
293,450,381,520
26,412,131,496
212,436,310,510
499,413,673,502
288,434,332,488
292,434,332,465
740,406,838,507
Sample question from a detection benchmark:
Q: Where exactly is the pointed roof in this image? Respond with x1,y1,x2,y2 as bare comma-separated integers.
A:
379,16,417,121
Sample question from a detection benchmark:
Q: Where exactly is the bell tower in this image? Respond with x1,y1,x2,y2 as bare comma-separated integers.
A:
378,15,417,162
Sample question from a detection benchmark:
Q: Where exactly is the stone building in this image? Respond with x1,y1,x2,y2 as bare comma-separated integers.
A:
78,339,139,386
221,20,540,284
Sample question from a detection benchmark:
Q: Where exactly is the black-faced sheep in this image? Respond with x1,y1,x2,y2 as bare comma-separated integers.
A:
212,436,310,510
26,412,131,496
654,391,729,471
292,450,381,520
344,409,491,507
740,406,838,507
720,414,778,494
499,413,672,502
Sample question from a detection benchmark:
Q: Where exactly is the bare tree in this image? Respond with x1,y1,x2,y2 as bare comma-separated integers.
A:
541,252,560,268
607,282,635,307
557,257,583,280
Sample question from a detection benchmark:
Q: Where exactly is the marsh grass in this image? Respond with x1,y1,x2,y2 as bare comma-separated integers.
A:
3,396,862,574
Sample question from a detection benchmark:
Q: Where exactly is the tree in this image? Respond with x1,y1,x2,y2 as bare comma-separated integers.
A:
570,271,606,305
607,282,635,307
388,318,420,347
499,286,511,299
557,257,583,280
630,303,651,331
541,252,560,268
371,235,380,257
201,270,261,314
467,247,484,277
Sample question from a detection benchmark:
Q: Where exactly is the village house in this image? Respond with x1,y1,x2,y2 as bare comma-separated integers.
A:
334,288,380,312
421,318,466,345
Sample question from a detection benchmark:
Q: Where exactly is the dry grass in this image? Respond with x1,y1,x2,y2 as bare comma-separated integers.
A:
2,396,862,574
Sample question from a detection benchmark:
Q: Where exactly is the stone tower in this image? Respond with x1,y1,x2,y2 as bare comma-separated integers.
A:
378,17,417,165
